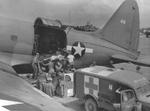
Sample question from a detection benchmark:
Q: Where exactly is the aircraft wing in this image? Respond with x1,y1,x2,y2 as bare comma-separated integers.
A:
111,54,150,67
0,92,43,111
0,62,72,111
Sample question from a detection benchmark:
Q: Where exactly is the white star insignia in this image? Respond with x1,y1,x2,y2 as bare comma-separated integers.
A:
0,99,23,111
73,42,85,56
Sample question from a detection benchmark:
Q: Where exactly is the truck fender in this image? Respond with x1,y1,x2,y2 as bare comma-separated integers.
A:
83,94,99,107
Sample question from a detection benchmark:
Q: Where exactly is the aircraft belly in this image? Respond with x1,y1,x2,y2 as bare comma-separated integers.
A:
0,52,32,66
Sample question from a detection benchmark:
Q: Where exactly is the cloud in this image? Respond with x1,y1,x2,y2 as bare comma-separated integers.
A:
1,0,150,27
50,0,150,27
36,0,126,27
39,0,89,5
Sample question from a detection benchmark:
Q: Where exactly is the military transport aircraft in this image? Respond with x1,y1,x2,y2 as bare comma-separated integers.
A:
15,0,149,72
66,0,149,68
5,0,148,74
0,0,147,111
0,0,148,74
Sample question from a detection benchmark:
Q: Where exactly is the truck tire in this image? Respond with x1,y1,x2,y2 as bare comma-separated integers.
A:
132,107,137,111
85,98,98,111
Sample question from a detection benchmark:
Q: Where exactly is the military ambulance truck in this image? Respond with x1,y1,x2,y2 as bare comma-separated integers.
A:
74,66,150,111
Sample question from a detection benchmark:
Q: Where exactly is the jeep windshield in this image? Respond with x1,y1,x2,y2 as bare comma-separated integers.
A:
136,82,150,96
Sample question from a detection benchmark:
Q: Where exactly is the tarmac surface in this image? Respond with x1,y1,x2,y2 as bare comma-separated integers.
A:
54,96,84,111
114,35,150,80
139,35,150,56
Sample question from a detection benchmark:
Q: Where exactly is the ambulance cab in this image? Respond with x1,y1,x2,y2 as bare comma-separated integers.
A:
74,66,150,111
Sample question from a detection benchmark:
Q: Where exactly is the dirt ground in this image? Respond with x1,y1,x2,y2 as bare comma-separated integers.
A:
54,96,85,111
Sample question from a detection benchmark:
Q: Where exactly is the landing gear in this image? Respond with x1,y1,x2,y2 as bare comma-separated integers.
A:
85,98,98,111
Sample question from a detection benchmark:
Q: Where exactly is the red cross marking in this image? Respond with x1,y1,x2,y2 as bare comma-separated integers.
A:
85,77,98,95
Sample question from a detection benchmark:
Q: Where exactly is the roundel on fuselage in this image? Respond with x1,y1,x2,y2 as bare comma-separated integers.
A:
71,41,86,59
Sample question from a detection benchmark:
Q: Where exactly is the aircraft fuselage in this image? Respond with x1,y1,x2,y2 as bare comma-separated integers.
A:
0,0,139,73
67,30,138,68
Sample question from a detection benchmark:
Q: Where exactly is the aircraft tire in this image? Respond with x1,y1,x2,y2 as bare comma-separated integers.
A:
84,98,98,111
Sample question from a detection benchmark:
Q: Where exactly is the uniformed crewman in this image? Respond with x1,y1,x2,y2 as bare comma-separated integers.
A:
37,69,55,97
67,54,74,65
32,53,40,79
54,59,63,73
36,72,47,91
67,53,74,70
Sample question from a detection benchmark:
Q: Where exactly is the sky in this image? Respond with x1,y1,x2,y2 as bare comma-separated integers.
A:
1,0,150,28
39,0,124,27
36,0,150,28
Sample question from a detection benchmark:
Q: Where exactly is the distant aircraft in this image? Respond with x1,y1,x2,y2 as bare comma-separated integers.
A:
143,30,150,38
0,0,149,74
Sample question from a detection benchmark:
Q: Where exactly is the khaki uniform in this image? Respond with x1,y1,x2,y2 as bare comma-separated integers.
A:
32,54,40,79
37,72,55,97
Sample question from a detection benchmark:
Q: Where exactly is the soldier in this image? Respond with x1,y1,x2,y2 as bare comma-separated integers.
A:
36,71,47,91
54,59,63,73
32,53,40,79
67,53,74,70
67,54,74,65
53,59,64,96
